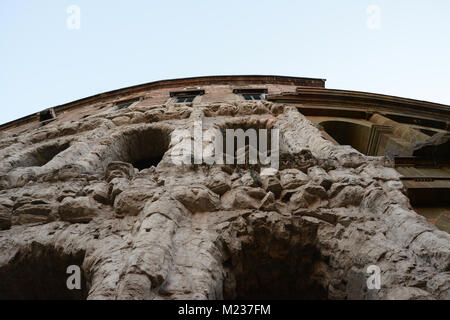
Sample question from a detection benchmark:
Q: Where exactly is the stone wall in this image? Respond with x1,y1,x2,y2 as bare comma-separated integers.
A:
0,100,448,300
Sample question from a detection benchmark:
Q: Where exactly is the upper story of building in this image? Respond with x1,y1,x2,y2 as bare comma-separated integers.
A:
1,74,449,138
0,75,326,134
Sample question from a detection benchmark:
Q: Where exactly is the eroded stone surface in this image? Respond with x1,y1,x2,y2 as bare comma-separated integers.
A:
0,102,448,300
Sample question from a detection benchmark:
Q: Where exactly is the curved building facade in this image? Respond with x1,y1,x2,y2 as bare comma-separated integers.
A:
0,75,449,300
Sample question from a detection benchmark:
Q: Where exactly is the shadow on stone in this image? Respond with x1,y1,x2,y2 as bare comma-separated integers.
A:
0,243,88,300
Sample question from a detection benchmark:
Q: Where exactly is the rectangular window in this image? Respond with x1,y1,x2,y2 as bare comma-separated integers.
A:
175,96,195,103
114,98,140,111
233,88,268,101
39,108,56,125
170,90,205,104
243,94,262,101
116,103,132,110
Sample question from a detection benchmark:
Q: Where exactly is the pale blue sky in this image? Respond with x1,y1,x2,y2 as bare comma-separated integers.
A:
1,1,449,125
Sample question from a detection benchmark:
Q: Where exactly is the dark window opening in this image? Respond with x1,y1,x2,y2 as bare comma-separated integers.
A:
234,88,268,101
229,248,328,300
406,134,450,165
0,244,88,300
404,179,450,234
222,223,328,300
320,121,371,155
113,127,170,171
395,136,450,233
170,90,205,104
116,103,132,110
296,107,368,119
385,114,447,130
419,129,438,136
39,109,56,125
175,96,195,103
243,94,263,101
114,98,140,111
132,157,165,171
404,183,450,206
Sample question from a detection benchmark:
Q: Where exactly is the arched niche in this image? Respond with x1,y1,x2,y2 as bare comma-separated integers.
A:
109,126,171,171
0,244,88,300
320,120,372,155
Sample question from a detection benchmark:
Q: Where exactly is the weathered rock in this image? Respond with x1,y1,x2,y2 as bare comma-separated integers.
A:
172,185,221,213
280,149,318,172
0,100,448,301
361,165,401,181
260,174,282,198
240,172,260,187
259,192,277,211
109,177,130,202
106,161,134,182
289,183,328,210
114,186,159,216
11,198,55,226
84,182,110,204
308,166,332,190
280,169,310,190
0,198,13,230
142,196,186,223
426,273,450,300
206,170,231,195
222,186,267,210
59,196,99,223
329,185,365,207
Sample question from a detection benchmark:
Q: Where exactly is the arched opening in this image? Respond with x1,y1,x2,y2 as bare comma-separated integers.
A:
222,217,329,300
112,127,171,171
227,246,328,300
320,121,371,155
16,142,71,168
0,243,88,300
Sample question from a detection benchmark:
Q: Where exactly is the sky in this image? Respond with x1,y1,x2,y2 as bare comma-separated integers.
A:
1,0,449,125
